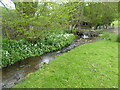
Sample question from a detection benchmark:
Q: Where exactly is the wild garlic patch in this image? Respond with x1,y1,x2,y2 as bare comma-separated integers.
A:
1,33,75,67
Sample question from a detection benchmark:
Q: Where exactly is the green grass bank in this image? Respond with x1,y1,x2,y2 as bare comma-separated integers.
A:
13,34,118,88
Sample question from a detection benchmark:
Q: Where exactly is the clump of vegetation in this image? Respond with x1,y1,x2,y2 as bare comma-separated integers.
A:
2,33,75,67
1,2,118,40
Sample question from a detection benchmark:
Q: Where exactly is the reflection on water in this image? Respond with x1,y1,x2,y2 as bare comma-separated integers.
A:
2,52,57,88
1,38,99,88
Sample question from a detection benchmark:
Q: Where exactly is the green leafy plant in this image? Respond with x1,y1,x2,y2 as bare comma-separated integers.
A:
1,32,75,67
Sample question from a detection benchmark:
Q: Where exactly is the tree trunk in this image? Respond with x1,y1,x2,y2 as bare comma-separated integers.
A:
77,20,81,29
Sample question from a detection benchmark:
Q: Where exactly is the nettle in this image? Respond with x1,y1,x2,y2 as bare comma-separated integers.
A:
1,33,75,67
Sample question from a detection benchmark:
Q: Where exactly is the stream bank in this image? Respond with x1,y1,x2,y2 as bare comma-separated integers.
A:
1,37,100,88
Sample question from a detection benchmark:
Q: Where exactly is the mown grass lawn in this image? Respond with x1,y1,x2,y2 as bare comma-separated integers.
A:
13,37,118,88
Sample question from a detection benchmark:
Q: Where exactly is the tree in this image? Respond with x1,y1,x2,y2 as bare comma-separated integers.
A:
14,1,38,18
83,2,118,29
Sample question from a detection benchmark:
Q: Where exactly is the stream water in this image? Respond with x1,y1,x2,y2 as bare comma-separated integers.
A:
1,37,100,88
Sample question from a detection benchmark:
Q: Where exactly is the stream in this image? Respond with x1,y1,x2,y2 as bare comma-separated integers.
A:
1,37,100,88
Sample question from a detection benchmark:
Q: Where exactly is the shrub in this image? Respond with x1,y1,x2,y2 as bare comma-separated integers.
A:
1,33,75,67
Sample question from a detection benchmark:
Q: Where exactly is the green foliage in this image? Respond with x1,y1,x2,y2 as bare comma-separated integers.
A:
14,1,38,18
84,2,118,27
2,33,75,67
2,2,118,39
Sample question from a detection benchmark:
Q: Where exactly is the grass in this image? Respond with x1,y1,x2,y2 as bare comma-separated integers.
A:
13,34,118,88
112,20,119,26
